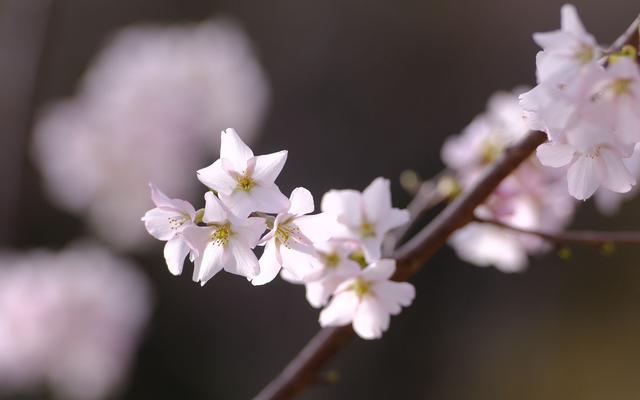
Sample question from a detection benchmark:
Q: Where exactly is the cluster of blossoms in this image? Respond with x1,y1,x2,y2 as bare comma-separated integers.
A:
33,19,269,251
520,4,640,201
442,89,576,272
143,129,414,339
0,244,151,400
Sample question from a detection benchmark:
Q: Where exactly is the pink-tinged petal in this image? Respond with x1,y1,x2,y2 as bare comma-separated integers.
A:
288,187,314,216
252,150,288,185
319,291,359,327
251,185,290,214
233,216,267,248
219,190,255,219
377,208,410,233
353,297,389,339
220,128,254,168
532,31,569,50
616,101,640,145
280,244,319,280
164,237,190,276
362,177,392,222
293,213,334,244
182,226,212,258
252,241,281,286
536,141,575,167
360,236,384,262
567,155,600,200
203,191,228,223
305,281,332,308
141,208,181,241
197,159,237,195
372,281,415,315
197,242,227,285
148,182,171,207
597,148,636,193
361,259,396,281
321,189,363,226
560,4,588,37
225,240,259,278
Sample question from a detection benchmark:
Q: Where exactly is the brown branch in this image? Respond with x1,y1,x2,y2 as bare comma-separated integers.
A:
474,216,640,247
253,130,547,400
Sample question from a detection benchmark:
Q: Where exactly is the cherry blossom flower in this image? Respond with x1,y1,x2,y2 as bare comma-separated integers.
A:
252,187,333,285
301,241,362,308
319,259,414,340
141,183,196,275
0,244,151,400
183,192,266,285
321,177,409,261
32,19,269,250
197,128,289,218
532,4,600,84
595,144,640,214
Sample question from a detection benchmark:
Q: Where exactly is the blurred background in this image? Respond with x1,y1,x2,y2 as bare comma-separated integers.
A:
2,0,640,399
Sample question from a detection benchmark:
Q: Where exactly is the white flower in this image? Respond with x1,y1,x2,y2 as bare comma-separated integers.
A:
197,128,289,218
595,144,640,214
251,187,333,285
319,259,414,340
302,241,362,308
321,177,409,261
183,192,265,285
141,183,196,275
532,4,600,84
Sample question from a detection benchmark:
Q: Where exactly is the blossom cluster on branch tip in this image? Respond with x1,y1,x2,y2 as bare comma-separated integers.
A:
520,4,640,201
142,128,414,339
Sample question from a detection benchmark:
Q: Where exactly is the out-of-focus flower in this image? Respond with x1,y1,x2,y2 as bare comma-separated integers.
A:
595,144,640,214
0,243,151,400
319,259,414,340
252,187,333,286
141,183,197,275
443,89,576,272
197,128,289,218
32,19,270,250
321,177,409,261
183,192,266,285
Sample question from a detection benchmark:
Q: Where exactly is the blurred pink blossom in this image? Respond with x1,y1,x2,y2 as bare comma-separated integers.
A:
0,243,151,400
32,19,270,250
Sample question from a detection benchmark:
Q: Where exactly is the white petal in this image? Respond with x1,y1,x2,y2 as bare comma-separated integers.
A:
377,208,410,233
232,216,267,248
252,241,282,286
360,236,383,262
198,242,227,284
319,291,359,327
567,155,600,200
225,240,259,278
196,159,237,195
219,190,255,219
560,4,587,36
372,281,415,315
142,208,181,241
536,142,574,167
597,148,636,193
362,259,396,281
288,187,314,216
164,237,190,276
251,184,290,214
293,213,334,244
280,244,319,280
353,297,389,340
252,150,288,185
149,183,196,216
220,128,254,168
203,191,228,223
321,189,363,227
362,177,392,222
182,226,211,258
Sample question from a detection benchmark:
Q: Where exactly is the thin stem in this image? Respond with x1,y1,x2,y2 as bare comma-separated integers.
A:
253,130,547,400
474,216,640,247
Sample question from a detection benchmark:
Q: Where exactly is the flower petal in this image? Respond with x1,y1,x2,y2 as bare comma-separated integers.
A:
353,297,389,340
197,242,227,285
597,148,636,193
536,141,574,167
226,239,259,278
252,150,288,185
321,189,362,226
252,241,281,286
362,259,396,281
362,177,392,222
319,291,359,327
164,237,190,276
251,185,290,214
232,216,267,248
288,187,314,216
141,208,181,241
196,159,237,195
203,191,228,223
372,281,415,315
567,155,600,200
220,128,254,168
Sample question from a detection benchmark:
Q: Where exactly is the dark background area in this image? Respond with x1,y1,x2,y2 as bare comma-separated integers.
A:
2,0,640,399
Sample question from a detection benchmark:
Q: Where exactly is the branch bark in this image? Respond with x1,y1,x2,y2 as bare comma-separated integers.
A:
475,216,640,247
253,130,547,400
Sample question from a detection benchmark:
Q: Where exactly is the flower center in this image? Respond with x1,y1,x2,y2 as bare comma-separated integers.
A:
210,223,232,245
359,221,376,237
351,278,371,298
236,174,255,192
575,44,594,64
324,252,340,268
348,250,368,269
480,138,502,164
275,222,300,246
610,78,633,96
167,215,187,231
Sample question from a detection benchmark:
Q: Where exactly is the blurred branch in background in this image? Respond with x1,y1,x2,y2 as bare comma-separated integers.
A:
0,0,52,244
